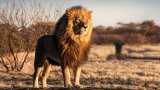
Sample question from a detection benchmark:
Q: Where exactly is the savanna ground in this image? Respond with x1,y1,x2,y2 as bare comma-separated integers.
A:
0,45,160,90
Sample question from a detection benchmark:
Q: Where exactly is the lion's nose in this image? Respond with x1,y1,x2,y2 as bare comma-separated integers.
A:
83,24,88,29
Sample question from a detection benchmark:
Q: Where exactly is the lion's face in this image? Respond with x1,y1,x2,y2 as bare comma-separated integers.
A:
54,6,92,43
73,15,89,35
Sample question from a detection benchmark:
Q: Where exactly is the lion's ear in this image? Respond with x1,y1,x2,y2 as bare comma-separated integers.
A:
66,10,72,18
66,10,71,15
66,10,69,12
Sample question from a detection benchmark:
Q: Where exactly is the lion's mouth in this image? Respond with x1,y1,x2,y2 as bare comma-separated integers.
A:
80,28,88,35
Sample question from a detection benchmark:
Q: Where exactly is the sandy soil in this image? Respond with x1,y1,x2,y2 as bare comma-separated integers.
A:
0,45,160,89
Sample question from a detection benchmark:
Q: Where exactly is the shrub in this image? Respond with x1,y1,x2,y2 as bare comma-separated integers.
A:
92,21,160,45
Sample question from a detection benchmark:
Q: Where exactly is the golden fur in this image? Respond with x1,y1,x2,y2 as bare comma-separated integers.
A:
54,6,92,67
33,6,92,88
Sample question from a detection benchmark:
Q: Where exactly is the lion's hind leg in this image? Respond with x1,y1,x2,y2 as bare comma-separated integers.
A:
33,46,46,88
33,66,43,88
42,60,52,88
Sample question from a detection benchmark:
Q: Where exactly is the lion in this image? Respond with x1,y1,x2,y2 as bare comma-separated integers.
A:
33,6,92,88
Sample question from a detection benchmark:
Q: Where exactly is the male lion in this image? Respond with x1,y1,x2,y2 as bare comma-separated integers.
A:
33,6,92,88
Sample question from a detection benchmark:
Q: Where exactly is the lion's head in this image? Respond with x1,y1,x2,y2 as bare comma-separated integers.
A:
67,8,92,36
54,6,92,42
54,6,92,67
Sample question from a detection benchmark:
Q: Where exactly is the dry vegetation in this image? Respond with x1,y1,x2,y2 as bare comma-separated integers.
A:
0,1,160,90
92,20,160,45
0,45,160,89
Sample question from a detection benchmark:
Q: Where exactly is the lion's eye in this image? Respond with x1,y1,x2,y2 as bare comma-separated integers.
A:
76,19,80,24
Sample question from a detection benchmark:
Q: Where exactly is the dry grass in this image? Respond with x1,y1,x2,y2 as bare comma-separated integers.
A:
0,45,160,89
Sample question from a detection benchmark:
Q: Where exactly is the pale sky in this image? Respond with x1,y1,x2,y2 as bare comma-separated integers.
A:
0,0,160,26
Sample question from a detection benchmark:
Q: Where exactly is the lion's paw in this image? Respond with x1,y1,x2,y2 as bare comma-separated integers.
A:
66,84,73,88
74,85,81,88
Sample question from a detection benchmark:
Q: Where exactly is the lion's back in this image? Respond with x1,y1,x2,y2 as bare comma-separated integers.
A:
35,35,61,65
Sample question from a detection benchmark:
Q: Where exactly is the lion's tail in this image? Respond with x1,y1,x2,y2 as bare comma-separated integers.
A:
34,36,46,68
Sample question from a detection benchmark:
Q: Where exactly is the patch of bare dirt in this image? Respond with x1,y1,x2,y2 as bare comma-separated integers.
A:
0,45,160,89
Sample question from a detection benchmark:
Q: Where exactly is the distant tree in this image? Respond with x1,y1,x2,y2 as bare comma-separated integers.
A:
141,20,155,28
117,22,139,29
0,1,57,72
0,24,29,71
106,26,114,31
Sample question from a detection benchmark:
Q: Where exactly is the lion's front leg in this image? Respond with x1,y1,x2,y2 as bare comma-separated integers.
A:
61,65,72,88
73,66,81,88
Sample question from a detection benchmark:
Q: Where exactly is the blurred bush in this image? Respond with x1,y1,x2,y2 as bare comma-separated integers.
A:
92,20,160,45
